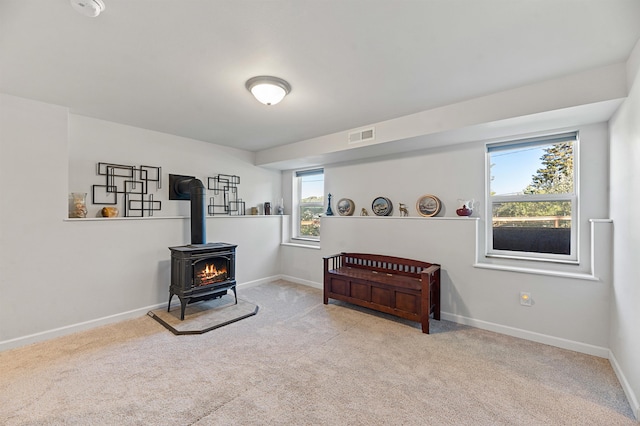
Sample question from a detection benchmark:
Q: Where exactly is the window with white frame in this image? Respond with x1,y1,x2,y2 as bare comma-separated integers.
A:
486,132,578,262
293,169,324,241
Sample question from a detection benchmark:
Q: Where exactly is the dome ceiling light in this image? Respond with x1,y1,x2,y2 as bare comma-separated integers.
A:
245,76,291,106
70,0,105,17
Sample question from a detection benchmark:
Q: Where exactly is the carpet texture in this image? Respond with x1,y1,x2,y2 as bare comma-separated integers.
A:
0,280,635,425
148,295,259,335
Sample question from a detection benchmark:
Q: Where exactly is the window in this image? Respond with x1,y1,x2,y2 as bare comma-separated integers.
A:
293,169,324,241
486,132,578,262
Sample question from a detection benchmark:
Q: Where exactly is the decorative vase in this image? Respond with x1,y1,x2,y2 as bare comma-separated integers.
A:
68,192,88,218
456,199,474,217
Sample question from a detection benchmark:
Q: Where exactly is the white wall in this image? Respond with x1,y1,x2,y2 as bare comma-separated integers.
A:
0,94,69,344
609,41,640,419
0,95,283,350
281,123,613,356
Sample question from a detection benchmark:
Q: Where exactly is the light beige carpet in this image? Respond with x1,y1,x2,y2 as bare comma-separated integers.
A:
0,280,635,425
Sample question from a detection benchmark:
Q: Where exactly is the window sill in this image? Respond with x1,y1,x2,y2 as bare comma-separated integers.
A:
475,220,612,281
486,253,578,265
473,262,599,281
281,242,321,250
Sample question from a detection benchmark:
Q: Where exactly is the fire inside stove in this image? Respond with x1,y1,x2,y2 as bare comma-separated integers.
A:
194,259,229,287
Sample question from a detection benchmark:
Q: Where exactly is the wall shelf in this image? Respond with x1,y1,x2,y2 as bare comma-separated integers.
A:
322,216,479,221
64,215,287,222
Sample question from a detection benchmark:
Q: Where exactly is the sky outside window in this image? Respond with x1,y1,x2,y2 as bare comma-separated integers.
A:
301,174,324,199
491,146,546,195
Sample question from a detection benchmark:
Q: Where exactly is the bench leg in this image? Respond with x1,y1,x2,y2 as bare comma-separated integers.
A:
433,279,441,321
421,282,431,334
432,269,440,321
323,275,329,304
421,319,430,334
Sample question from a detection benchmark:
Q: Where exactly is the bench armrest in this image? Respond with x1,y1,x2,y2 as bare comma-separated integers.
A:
421,265,440,275
323,253,344,271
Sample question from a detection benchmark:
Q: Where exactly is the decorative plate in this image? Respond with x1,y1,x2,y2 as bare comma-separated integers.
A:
372,196,393,216
416,194,441,217
337,198,355,216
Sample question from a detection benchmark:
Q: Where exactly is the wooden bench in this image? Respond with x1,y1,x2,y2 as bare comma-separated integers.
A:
323,252,441,333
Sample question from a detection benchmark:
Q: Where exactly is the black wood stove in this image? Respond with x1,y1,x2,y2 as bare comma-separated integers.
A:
168,242,237,320
168,175,238,320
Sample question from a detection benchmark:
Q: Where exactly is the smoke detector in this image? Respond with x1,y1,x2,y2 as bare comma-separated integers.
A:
70,0,105,17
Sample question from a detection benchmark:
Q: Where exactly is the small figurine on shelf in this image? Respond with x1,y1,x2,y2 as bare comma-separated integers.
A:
325,193,334,216
399,203,409,217
361,208,369,216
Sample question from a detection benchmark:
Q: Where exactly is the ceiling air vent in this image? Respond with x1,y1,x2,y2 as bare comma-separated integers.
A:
348,127,375,144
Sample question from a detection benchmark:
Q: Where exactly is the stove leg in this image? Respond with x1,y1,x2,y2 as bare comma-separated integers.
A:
180,299,187,320
231,287,238,304
167,290,174,312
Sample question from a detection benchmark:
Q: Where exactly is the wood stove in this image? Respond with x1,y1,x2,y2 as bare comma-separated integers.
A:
168,243,237,320
167,175,238,320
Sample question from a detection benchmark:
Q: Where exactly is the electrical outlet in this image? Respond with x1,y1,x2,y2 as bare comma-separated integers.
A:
520,292,532,306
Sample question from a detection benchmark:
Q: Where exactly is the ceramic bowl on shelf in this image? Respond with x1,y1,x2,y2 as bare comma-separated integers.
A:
456,199,474,217
101,207,119,217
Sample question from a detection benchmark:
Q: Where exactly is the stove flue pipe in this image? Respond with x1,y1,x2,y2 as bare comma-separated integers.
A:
175,177,206,245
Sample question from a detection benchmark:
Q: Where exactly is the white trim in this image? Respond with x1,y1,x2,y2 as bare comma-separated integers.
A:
475,219,612,280
290,237,320,245
472,262,600,281
279,275,323,289
440,311,609,358
281,242,321,250
237,275,283,289
0,302,165,352
609,351,640,421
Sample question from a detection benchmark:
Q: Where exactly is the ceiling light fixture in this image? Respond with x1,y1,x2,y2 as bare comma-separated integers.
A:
70,0,105,18
245,76,291,106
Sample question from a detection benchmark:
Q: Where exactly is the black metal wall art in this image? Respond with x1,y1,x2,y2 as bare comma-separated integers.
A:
207,174,245,215
92,162,162,217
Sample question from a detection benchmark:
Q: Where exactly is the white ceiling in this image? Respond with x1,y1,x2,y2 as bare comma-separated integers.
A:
1,0,640,153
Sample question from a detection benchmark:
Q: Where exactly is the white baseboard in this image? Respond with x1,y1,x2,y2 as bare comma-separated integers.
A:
440,311,610,358
237,275,282,289
0,302,166,352
278,274,322,289
609,350,640,422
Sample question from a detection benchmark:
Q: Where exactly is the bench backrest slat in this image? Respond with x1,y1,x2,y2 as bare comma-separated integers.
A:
340,252,433,278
